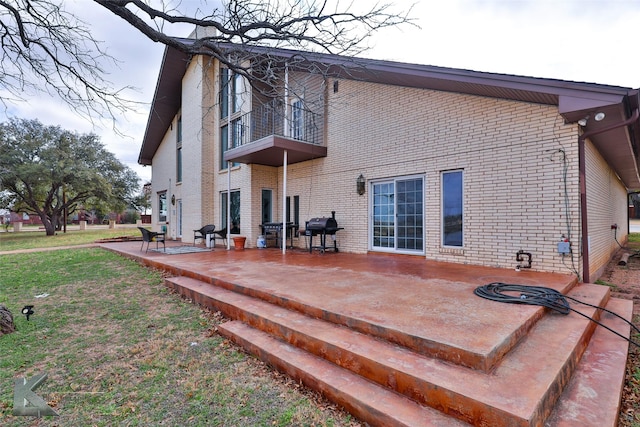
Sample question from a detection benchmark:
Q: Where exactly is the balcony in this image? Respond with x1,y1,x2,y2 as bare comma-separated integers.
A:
223,100,327,167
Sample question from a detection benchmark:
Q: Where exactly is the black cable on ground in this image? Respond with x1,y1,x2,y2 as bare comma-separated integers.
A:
474,283,639,348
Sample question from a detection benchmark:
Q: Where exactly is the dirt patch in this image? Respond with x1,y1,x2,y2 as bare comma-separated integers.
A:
598,248,640,427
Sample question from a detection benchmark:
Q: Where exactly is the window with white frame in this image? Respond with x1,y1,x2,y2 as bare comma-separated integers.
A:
158,191,167,223
220,67,248,170
176,116,182,182
221,190,241,234
290,99,305,140
442,170,463,247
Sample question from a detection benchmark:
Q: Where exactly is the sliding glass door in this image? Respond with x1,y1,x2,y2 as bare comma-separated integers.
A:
371,176,424,253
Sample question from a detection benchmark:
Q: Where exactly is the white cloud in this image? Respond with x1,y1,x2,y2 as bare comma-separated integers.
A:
367,0,640,88
2,0,639,187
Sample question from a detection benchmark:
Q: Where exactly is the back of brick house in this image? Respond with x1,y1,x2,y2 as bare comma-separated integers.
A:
138,33,640,283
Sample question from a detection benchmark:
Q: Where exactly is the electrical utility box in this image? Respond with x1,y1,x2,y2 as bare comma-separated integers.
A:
557,241,571,254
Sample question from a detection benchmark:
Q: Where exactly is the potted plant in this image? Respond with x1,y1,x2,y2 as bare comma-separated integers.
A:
232,235,246,250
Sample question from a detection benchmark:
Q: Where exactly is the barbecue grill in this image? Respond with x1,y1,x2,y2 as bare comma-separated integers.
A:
261,222,296,248
305,211,343,253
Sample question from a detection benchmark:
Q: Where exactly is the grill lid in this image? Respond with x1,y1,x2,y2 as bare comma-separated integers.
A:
307,217,338,231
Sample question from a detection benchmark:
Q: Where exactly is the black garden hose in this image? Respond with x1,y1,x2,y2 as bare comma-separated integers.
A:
474,282,639,347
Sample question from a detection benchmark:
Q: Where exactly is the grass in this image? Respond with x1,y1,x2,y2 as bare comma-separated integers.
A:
0,238,358,426
0,225,140,252
594,279,620,291
2,226,638,426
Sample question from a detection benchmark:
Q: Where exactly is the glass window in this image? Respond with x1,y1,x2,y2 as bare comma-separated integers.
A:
158,191,167,223
177,116,182,143
291,99,304,140
176,146,182,182
234,72,244,113
220,68,246,117
220,123,241,170
442,170,463,247
221,190,241,234
220,68,229,118
176,116,182,182
262,189,272,224
176,116,183,182
220,124,228,170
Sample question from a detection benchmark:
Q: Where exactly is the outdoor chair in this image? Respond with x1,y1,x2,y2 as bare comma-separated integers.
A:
193,224,216,245
138,226,165,252
213,227,228,247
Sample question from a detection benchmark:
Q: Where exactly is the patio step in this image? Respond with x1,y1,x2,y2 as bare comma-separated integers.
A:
165,275,633,426
218,321,469,427
168,265,577,372
545,297,633,427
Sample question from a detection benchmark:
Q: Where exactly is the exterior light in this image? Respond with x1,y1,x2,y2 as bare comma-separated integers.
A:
594,112,606,121
578,117,588,126
21,305,34,321
356,174,365,195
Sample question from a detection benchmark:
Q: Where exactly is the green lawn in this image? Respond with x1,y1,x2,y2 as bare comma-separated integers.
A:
0,245,358,426
0,226,140,252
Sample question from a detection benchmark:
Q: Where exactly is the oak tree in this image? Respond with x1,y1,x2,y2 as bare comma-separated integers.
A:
0,118,140,235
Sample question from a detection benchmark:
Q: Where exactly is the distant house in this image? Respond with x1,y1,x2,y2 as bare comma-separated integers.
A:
138,33,640,282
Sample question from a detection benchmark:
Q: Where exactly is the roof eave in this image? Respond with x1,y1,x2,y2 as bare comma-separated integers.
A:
138,46,191,166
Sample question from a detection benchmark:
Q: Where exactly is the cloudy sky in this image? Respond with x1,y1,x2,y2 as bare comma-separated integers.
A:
2,0,639,185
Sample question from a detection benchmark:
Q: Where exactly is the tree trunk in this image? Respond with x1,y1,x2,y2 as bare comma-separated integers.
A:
0,305,16,336
40,214,56,236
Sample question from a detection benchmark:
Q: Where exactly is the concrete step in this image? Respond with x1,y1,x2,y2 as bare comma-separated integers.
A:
166,276,630,426
218,321,470,427
165,271,577,372
545,297,634,427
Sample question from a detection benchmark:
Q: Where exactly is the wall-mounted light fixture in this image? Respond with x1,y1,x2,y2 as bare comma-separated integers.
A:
578,112,606,127
356,174,365,195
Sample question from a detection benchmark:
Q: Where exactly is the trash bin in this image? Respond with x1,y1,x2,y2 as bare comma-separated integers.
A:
206,233,214,248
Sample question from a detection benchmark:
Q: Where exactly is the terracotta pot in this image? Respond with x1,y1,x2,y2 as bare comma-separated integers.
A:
232,236,247,251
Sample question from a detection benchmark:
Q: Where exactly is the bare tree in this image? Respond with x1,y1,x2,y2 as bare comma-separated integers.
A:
0,0,135,123
94,0,414,90
0,1,413,122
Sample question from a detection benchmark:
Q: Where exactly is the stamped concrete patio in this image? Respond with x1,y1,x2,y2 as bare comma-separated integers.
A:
100,240,633,427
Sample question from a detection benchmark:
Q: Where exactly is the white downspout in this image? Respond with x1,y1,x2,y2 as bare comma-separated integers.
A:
226,67,233,250
282,150,288,254
282,63,290,253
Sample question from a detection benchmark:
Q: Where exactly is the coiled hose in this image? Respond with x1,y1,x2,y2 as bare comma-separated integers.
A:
474,282,639,347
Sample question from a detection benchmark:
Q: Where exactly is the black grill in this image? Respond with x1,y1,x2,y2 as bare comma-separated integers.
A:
305,211,343,253
306,217,338,233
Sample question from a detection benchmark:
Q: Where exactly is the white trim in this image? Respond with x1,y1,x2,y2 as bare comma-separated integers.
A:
369,174,425,255
441,169,464,249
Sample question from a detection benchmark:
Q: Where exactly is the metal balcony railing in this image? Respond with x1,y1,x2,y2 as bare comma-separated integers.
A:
227,99,323,149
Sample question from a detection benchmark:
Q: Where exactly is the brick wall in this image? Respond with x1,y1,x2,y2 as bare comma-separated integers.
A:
292,78,583,274
153,60,626,277
585,138,628,280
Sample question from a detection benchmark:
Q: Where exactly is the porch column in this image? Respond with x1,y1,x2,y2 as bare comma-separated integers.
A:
282,149,288,254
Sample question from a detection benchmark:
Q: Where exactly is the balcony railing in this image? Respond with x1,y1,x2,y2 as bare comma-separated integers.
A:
227,99,323,149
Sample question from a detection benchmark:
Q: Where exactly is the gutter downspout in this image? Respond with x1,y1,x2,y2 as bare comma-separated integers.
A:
578,107,639,282
226,67,233,250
